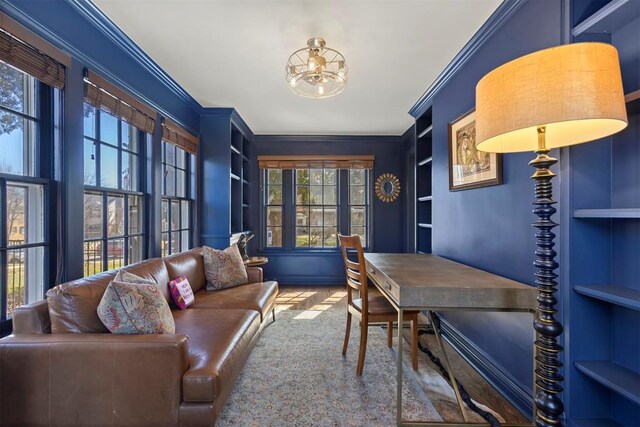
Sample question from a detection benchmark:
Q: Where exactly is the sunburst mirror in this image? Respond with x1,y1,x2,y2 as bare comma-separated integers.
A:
375,173,401,203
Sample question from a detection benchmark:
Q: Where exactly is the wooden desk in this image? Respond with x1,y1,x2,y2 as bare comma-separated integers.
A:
364,253,537,427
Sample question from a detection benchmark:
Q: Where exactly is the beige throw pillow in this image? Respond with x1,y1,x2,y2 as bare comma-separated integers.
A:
203,245,248,290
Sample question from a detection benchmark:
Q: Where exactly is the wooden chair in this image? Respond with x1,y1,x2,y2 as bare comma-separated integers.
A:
338,234,419,376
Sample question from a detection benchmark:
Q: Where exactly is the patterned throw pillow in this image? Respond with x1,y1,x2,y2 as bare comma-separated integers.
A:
168,275,194,310
97,271,175,334
203,245,248,290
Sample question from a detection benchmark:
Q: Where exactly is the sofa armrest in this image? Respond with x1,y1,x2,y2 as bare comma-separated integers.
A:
0,334,190,425
246,267,263,283
12,299,51,334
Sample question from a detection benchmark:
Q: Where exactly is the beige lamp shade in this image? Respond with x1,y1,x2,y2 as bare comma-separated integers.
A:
475,42,628,153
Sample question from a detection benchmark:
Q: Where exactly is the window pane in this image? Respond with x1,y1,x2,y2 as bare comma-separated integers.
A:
296,207,309,226
100,112,118,145
121,123,138,152
309,227,323,247
350,169,365,185
324,207,337,227
310,207,323,226
324,169,336,185
181,201,190,229
6,246,44,318
161,199,169,232
107,195,125,237
267,227,282,247
324,227,337,247
309,186,323,205
84,193,103,239
0,113,36,176
323,186,336,205
350,185,366,205
84,138,96,185
176,147,186,169
310,169,323,185
165,166,175,196
350,207,366,226
268,169,282,185
267,207,282,226
107,239,124,270
7,182,44,245
161,232,169,257
296,169,309,185
84,240,102,277
181,230,190,252
268,186,282,204
171,200,180,231
296,185,309,205
83,103,96,138
171,231,179,255
129,235,143,265
165,144,175,166
296,227,309,247
129,195,143,234
122,152,138,191
100,144,118,188
0,62,37,117
176,169,185,197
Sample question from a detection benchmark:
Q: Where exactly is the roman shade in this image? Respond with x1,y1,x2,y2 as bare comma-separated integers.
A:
0,12,70,89
84,70,156,134
162,118,199,155
258,155,374,169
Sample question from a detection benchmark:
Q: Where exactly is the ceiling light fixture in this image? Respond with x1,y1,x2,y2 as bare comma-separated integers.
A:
286,37,348,99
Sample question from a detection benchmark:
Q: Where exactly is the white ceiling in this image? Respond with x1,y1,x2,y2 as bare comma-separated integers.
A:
93,0,502,135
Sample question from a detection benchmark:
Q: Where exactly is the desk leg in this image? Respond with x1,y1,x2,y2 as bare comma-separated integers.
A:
397,308,403,426
428,311,470,423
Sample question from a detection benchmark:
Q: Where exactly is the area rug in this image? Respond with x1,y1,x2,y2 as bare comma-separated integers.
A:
217,301,442,426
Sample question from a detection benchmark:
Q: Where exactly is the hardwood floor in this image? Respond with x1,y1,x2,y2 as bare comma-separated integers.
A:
277,285,529,424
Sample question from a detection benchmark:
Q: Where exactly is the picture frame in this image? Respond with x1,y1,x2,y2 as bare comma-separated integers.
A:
448,109,502,191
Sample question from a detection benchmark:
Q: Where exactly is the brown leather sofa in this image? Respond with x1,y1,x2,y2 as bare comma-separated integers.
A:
0,248,278,426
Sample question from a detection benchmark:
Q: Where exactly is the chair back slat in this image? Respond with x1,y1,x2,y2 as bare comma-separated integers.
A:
338,234,369,310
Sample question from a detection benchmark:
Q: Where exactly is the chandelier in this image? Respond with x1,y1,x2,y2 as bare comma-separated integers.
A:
286,37,348,99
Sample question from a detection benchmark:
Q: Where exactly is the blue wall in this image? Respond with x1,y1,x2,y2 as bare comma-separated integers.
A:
429,0,563,403
251,135,407,285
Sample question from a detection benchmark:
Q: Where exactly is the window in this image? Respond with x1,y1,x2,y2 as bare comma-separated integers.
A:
262,167,370,250
265,169,283,247
295,169,338,248
349,170,369,246
0,61,49,319
83,105,146,275
161,141,192,256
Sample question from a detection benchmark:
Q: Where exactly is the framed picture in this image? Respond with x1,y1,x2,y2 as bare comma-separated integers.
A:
448,109,502,191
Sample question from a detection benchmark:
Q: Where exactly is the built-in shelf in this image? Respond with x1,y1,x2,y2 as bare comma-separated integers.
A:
574,361,640,405
418,156,432,166
417,223,432,229
230,173,240,181
417,125,433,139
626,89,640,104
418,196,432,202
574,285,640,311
570,419,622,427
231,145,241,155
573,208,640,218
572,0,640,37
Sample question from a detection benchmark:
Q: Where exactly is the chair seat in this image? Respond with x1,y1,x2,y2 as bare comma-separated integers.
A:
352,296,419,317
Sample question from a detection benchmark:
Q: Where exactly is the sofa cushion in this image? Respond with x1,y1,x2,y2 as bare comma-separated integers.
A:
164,248,206,293
190,281,278,322
47,259,169,334
98,274,175,334
203,245,248,290
173,309,260,402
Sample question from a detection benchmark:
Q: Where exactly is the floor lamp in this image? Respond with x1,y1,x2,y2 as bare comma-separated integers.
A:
475,43,628,427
